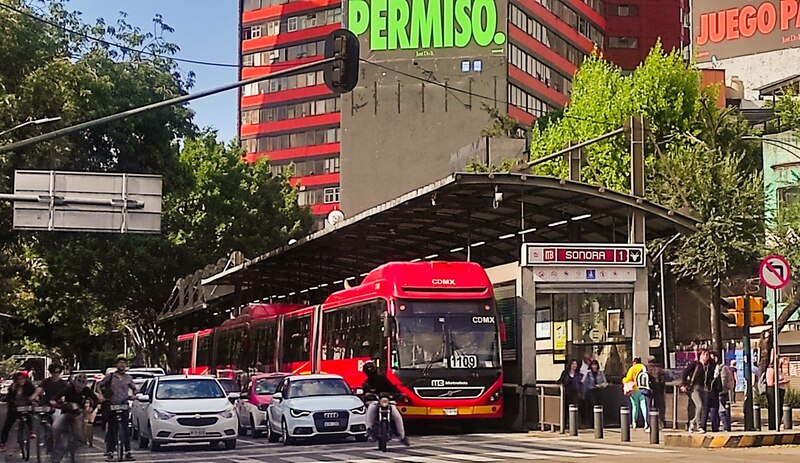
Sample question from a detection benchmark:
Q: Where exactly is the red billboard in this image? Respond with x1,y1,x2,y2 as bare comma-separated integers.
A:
693,0,800,62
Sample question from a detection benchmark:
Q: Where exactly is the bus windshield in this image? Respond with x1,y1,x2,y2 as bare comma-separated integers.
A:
395,300,500,370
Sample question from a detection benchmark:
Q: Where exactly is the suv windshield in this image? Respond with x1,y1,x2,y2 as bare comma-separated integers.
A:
395,300,500,370
155,380,225,400
255,377,283,395
286,378,351,398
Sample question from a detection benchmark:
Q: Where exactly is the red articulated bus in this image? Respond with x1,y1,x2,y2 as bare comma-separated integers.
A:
176,329,213,375
176,261,503,421
315,261,503,420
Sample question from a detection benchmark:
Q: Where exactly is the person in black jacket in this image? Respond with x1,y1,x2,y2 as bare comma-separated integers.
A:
362,361,409,446
681,350,715,433
50,373,99,462
0,371,36,451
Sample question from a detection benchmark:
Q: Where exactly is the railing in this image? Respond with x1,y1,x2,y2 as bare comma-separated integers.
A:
537,383,564,432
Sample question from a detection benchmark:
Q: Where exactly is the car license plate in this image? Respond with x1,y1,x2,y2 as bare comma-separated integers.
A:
189,429,206,437
324,421,339,427
443,408,458,416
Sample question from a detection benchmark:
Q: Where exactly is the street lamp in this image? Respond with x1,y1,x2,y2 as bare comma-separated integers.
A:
0,116,61,138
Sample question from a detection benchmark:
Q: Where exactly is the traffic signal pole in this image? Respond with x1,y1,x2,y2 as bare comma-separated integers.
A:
743,294,755,431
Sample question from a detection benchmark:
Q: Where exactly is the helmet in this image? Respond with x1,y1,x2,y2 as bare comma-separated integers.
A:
362,361,377,375
14,371,29,380
73,373,88,389
48,364,63,374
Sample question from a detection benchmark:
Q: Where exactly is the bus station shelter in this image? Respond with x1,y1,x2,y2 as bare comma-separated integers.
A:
159,172,698,428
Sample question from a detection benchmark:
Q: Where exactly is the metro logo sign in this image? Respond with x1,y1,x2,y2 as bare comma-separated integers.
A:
693,0,800,62
347,0,507,51
522,243,646,268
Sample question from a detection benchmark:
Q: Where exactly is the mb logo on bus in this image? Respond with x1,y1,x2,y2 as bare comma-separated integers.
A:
348,0,507,51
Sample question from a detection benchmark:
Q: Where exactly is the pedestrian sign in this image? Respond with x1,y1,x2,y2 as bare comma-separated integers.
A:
759,255,791,290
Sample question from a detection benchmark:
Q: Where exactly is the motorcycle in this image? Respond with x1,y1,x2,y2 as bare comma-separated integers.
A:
375,393,393,452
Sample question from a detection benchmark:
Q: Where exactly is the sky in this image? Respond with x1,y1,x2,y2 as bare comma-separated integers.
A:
68,0,239,141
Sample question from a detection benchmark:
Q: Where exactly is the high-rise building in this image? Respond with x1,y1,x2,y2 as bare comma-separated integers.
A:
237,0,688,219
238,0,344,223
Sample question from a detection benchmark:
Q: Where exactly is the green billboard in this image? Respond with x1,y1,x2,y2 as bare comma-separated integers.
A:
347,0,507,52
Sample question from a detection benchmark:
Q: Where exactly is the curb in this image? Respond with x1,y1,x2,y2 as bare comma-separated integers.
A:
664,431,800,448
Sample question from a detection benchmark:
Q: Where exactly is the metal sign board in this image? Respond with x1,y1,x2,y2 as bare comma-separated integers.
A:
522,243,646,267
759,254,791,289
12,170,161,234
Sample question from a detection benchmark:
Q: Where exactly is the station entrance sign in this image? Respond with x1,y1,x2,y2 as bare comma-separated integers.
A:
522,243,646,267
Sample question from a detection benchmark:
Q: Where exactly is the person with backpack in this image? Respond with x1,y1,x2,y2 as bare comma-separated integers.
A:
706,352,731,432
681,349,714,433
623,358,651,431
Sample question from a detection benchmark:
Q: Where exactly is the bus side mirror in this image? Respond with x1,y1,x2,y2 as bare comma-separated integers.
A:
382,313,397,337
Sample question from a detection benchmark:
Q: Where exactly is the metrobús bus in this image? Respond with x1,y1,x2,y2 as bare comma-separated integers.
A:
176,329,213,375
316,261,503,420
175,261,503,421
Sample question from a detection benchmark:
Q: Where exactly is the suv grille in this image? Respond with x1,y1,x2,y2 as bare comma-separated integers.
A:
177,417,218,427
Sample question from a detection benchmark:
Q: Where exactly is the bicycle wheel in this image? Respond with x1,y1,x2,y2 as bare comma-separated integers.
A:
116,419,124,462
34,419,42,463
18,418,30,461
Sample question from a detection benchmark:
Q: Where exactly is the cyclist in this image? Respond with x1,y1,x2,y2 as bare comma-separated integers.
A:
0,371,35,452
361,361,409,446
98,356,136,462
50,373,98,463
31,364,67,418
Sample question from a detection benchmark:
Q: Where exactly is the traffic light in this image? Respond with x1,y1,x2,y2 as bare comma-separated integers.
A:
324,29,359,94
721,296,744,327
720,296,770,328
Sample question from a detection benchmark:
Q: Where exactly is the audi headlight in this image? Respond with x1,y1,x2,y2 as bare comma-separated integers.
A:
153,409,175,420
219,408,235,419
350,405,366,415
290,408,311,418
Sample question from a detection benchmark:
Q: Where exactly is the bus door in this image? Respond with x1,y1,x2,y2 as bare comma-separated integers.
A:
310,305,323,374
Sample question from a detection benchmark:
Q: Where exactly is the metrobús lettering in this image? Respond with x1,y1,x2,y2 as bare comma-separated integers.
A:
348,0,507,51
696,0,800,45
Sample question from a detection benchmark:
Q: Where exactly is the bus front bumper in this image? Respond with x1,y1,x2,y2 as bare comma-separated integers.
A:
397,405,502,418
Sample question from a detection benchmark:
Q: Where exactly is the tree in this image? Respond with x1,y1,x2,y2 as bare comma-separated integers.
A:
0,1,312,368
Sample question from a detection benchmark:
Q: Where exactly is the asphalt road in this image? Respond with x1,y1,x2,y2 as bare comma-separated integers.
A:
2,404,800,463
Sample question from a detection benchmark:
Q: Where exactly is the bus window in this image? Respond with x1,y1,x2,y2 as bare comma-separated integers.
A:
176,338,193,371
196,335,212,371
322,300,384,360
282,315,310,364
252,321,277,372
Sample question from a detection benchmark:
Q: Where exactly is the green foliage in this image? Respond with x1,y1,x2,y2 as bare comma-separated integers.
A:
0,0,311,368
765,89,800,133
480,103,528,138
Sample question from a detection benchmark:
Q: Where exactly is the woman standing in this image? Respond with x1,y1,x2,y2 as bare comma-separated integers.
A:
558,359,583,427
583,360,607,416
766,355,790,430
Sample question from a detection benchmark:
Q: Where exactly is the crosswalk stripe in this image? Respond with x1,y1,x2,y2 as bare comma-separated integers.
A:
392,456,459,463
484,452,553,460
282,456,328,463
324,453,368,462
475,442,596,458
538,440,676,454
435,454,502,461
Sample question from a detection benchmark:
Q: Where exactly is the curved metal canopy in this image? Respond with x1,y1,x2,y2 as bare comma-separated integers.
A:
159,173,699,322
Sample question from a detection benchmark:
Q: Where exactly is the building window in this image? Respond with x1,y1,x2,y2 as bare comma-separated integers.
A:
287,17,298,32
779,186,800,207
611,5,639,16
509,44,572,96
508,84,555,117
509,4,587,68
607,36,639,49
243,127,341,154
243,8,341,38
324,187,340,204
251,25,263,38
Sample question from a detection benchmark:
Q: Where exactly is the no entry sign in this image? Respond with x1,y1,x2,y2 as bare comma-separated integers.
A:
759,255,792,290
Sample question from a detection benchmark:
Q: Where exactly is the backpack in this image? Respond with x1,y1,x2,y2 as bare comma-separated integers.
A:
635,369,651,391
757,371,768,395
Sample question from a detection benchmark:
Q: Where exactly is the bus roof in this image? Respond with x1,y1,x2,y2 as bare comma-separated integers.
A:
324,261,492,307
177,333,195,341
247,303,305,319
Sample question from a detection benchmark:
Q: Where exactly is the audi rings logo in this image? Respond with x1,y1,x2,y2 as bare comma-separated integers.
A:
323,412,338,419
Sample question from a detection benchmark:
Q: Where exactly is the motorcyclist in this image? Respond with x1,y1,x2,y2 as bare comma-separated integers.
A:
361,361,409,446
50,373,98,463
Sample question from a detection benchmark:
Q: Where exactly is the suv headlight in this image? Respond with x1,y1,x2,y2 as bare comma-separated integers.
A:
290,408,311,418
219,408,234,419
153,409,175,420
350,405,366,415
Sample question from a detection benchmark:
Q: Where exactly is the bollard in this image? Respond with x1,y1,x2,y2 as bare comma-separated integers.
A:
620,406,631,442
754,404,762,431
649,410,660,445
594,405,604,439
569,404,579,436
784,406,793,430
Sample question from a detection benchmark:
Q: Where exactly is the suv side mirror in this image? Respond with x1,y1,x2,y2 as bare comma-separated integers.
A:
272,392,283,401
227,392,240,403
136,394,150,403
355,388,364,396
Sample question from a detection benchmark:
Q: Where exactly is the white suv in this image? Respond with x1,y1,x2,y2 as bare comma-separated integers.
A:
133,375,239,451
266,374,367,444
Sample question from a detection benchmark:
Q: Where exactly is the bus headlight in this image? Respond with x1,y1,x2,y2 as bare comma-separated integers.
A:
488,390,503,403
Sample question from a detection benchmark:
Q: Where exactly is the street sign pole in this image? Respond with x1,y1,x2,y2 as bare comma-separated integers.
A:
773,286,780,431
743,293,754,431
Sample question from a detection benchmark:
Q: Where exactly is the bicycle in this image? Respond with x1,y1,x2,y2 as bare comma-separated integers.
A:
31,404,52,463
109,403,130,462
15,405,33,461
